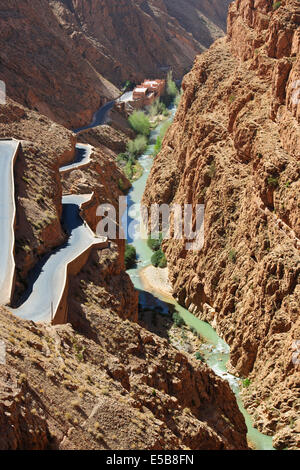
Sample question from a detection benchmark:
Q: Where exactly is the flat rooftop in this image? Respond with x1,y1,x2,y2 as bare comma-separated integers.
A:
143,81,159,85
134,87,148,93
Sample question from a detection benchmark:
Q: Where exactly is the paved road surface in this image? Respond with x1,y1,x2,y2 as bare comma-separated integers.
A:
0,140,19,305
60,143,93,173
117,91,133,103
73,101,115,134
12,194,106,322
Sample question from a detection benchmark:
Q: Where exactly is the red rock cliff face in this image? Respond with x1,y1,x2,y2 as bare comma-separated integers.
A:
162,0,232,47
0,0,230,128
49,0,230,84
143,0,300,449
0,305,248,450
0,0,119,129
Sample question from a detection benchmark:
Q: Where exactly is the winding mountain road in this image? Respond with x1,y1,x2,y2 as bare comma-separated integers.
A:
73,100,115,134
12,194,107,323
0,139,19,305
0,99,115,323
60,143,93,173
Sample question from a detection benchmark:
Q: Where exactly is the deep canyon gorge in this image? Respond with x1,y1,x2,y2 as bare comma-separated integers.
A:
0,0,299,452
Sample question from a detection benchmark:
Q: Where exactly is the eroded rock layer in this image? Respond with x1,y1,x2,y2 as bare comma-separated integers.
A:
0,63,248,452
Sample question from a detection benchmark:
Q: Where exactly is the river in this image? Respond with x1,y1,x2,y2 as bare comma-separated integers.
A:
124,105,274,450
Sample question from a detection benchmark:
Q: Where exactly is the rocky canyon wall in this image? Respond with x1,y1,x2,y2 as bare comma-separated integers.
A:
0,301,249,449
0,0,120,129
162,0,231,47
48,0,230,86
0,0,232,129
143,0,300,449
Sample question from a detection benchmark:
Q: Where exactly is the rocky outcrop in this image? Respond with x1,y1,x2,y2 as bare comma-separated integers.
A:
59,139,134,325
78,124,131,154
143,0,300,449
0,366,51,449
161,0,231,47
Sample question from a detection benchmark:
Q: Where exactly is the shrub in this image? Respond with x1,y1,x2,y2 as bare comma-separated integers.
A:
125,164,132,180
147,233,162,251
273,1,281,10
267,176,279,188
125,243,137,269
151,249,167,268
172,311,185,328
122,80,135,91
161,71,179,106
148,101,158,119
128,111,150,136
195,352,205,362
153,122,171,157
124,158,143,182
175,89,183,107
209,161,216,178
118,178,126,192
148,99,167,118
242,378,251,388
117,153,129,163
123,158,135,180
159,121,171,139
229,249,237,263
126,135,148,157
166,71,178,98
153,136,162,158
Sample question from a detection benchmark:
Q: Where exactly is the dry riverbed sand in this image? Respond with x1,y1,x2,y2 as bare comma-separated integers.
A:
139,266,173,299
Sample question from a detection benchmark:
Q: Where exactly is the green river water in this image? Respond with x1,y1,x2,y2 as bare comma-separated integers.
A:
124,106,274,450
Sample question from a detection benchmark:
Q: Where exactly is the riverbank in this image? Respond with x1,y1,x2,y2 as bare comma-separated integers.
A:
139,306,205,359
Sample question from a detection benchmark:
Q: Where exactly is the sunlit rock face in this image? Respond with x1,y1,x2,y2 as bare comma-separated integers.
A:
48,0,231,85
0,0,120,129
